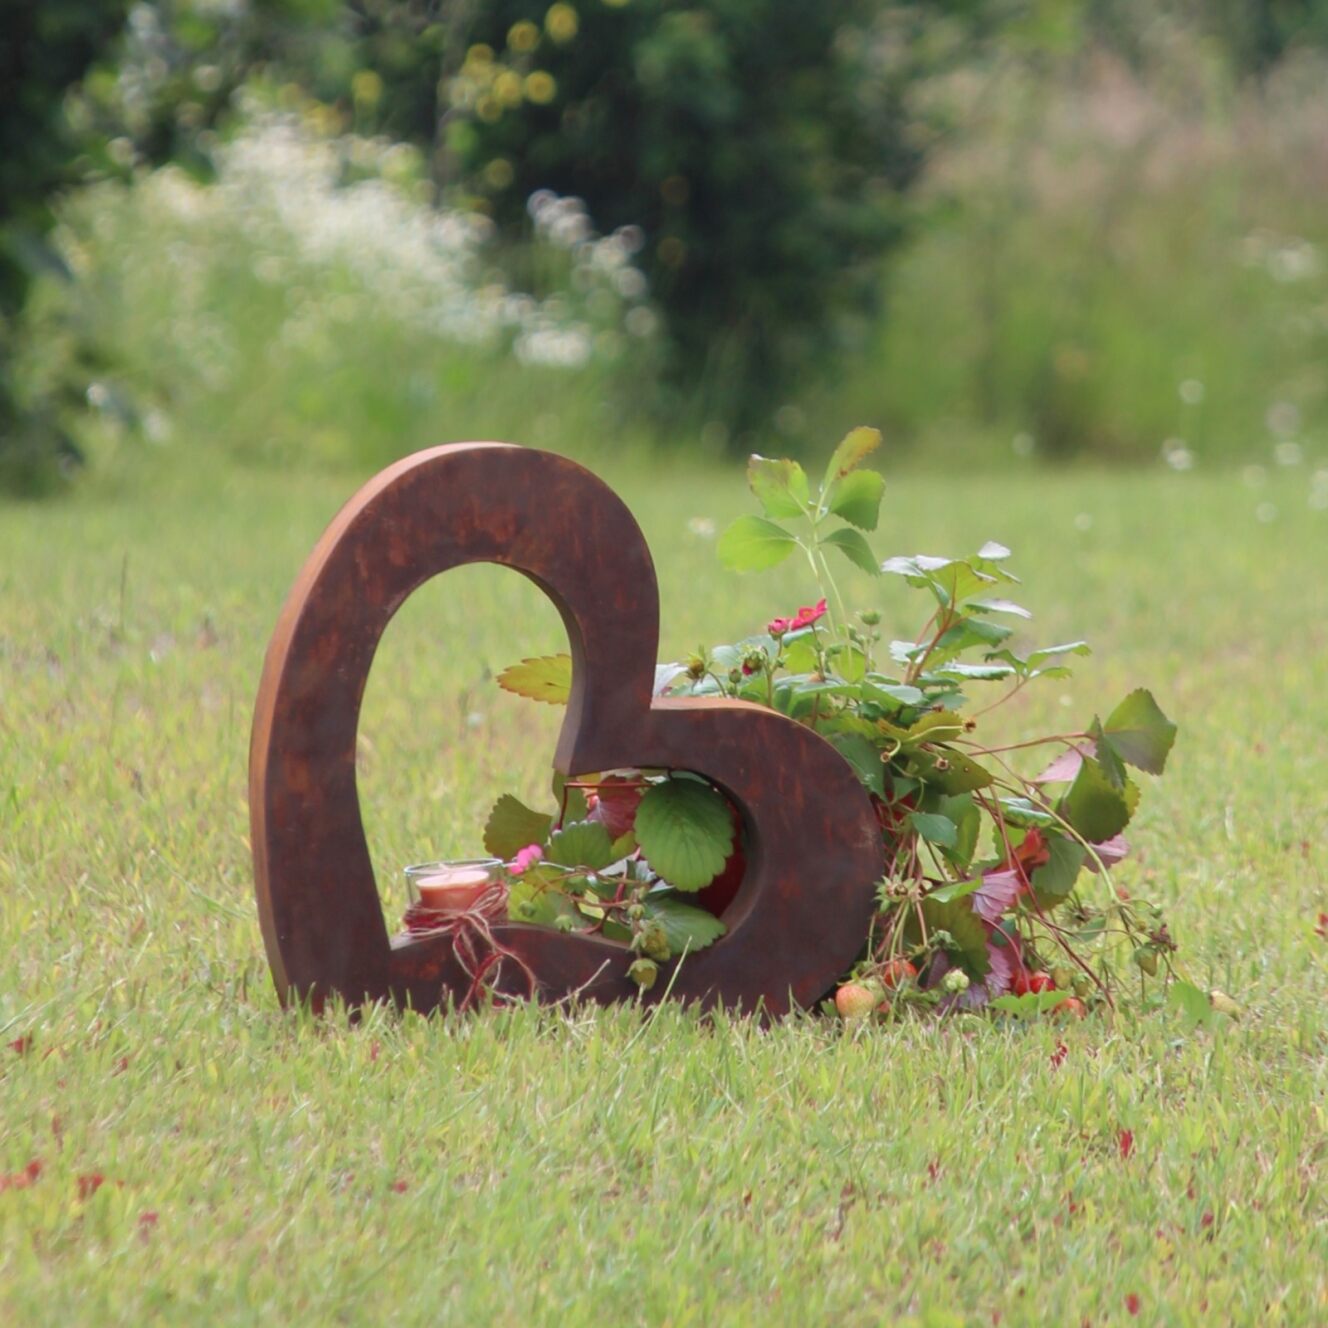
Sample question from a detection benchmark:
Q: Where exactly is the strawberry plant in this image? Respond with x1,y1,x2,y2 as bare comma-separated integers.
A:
482,428,1180,1016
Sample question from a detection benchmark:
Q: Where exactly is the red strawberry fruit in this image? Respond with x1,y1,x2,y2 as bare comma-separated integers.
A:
880,958,918,988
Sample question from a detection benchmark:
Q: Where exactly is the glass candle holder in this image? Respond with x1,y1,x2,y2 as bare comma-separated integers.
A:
404,858,504,914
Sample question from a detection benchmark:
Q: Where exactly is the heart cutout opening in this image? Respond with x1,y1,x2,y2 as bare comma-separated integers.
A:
356,564,751,960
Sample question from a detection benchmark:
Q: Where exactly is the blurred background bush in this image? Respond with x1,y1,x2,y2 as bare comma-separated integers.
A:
3,0,1328,493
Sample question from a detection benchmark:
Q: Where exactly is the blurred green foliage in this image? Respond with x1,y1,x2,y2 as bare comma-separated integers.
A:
69,1,463,172
76,1,951,441
449,1,933,440
809,11,1328,466
0,0,129,493
6,0,1328,492
43,114,655,481
73,0,343,173
1085,0,1328,74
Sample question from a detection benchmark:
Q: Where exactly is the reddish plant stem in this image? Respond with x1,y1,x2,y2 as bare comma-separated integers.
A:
976,789,1114,1010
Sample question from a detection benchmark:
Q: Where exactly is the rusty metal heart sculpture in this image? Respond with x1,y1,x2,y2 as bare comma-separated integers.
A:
250,444,882,1016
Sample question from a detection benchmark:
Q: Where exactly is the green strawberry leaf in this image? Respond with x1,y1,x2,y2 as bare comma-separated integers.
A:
932,618,1015,660
1025,641,1091,666
1102,688,1177,775
939,794,981,869
904,710,968,744
483,794,553,860
934,660,1017,681
779,630,819,673
827,732,887,798
921,895,990,978
497,654,572,705
826,468,885,530
551,770,588,823
859,678,926,710
881,554,1012,609
989,990,1067,1018
821,526,880,576
828,640,869,680
545,819,617,872
998,796,1058,828
1088,719,1129,790
910,747,995,795
717,515,797,572
1168,979,1216,1032
634,777,735,892
747,454,810,519
927,876,982,904
967,597,1031,618
642,894,727,956
1062,755,1139,842
910,811,958,849
507,867,583,929
1030,833,1088,905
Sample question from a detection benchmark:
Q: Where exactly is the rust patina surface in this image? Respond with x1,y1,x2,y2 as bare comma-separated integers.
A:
250,443,881,1016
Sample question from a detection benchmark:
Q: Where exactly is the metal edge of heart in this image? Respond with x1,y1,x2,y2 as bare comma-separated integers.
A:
249,442,883,1019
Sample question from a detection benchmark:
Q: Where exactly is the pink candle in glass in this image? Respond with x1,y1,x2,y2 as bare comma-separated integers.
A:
408,861,499,912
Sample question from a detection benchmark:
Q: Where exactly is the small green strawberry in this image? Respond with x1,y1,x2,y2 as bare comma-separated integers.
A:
628,958,659,990
640,921,670,962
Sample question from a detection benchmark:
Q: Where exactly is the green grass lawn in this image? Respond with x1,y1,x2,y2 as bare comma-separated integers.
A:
2,454,1326,1325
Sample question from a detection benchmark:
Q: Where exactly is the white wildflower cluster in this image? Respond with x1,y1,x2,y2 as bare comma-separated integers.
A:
517,191,658,363
136,114,653,373
1239,230,1322,285
1160,437,1195,472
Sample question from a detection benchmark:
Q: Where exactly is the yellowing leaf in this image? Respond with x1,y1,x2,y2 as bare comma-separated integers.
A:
747,455,810,519
497,654,572,705
824,426,882,484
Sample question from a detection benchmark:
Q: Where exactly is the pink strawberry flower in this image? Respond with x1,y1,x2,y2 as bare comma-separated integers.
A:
508,844,542,876
789,598,828,631
767,616,793,637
